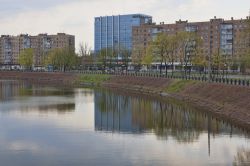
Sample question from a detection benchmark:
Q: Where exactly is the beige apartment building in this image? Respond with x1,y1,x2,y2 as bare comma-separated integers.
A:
132,16,250,65
0,33,75,67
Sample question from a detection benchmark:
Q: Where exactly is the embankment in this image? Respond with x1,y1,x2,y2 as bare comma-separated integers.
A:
0,71,249,130
103,76,250,131
0,71,77,85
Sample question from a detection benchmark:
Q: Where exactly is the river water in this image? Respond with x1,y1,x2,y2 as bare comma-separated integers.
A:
0,80,249,166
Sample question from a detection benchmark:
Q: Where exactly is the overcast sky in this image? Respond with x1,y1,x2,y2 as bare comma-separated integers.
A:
1,0,250,51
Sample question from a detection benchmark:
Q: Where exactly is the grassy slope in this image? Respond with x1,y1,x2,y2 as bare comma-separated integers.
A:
76,74,111,86
165,80,197,93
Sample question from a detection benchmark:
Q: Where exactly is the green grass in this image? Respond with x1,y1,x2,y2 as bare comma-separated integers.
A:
165,80,197,93
76,74,111,86
19,88,33,96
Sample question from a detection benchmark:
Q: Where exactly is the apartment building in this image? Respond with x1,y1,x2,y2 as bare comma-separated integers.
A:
0,33,75,67
132,16,250,63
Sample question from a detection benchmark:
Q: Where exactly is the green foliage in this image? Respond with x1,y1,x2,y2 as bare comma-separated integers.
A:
146,32,201,76
239,50,250,73
44,48,78,71
19,48,34,69
142,54,153,65
151,33,170,61
119,46,131,69
165,80,197,93
132,45,146,65
192,52,207,68
97,48,107,63
143,45,154,65
96,47,113,69
76,74,111,86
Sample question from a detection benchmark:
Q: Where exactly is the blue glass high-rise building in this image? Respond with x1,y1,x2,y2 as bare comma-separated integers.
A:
94,14,152,54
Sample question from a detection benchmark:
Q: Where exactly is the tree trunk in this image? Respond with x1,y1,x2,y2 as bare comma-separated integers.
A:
171,56,174,77
160,56,163,75
165,60,168,77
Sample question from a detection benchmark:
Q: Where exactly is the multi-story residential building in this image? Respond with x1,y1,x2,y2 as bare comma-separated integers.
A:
0,35,13,65
94,14,152,56
0,33,75,67
30,33,75,65
132,16,250,64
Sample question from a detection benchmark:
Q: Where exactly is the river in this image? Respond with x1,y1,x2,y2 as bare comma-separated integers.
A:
0,80,249,166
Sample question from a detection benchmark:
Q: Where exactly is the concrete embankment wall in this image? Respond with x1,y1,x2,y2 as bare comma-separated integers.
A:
0,71,77,85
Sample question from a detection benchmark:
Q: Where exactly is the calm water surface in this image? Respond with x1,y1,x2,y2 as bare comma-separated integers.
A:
0,80,249,166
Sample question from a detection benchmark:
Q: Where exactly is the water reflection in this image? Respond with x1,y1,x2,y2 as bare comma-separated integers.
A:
18,103,76,114
0,81,76,115
95,90,247,140
233,148,250,166
0,80,74,102
0,80,249,166
0,80,27,101
95,90,250,158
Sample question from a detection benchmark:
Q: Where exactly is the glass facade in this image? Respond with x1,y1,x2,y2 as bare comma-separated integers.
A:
220,24,233,55
94,14,152,54
3,37,12,64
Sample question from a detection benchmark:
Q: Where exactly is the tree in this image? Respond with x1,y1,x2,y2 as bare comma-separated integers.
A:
211,48,225,77
78,42,93,70
239,49,250,74
168,34,180,76
44,48,78,72
147,33,170,75
239,17,250,74
132,45,146,70
120,46,131,71
96,47,113,72
244,16,250,47
143,45,154,70
193,50,207,75
78,42,92,57
176,32,201,77
19,48,34,70
232,17,250,73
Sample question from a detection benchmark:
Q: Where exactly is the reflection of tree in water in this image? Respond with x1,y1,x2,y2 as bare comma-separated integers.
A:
0,80,75,101
233,148,250,166
0,81,27,101
131,98,203,143
20,103,75,114
95,90,248,143
38,103,75,113
19,87,74,97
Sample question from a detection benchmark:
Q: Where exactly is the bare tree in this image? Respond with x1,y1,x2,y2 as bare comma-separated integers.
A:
78,42,93,70
79,42,92,57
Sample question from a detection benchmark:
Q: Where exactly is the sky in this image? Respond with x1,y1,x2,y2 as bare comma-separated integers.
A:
0,0,250,52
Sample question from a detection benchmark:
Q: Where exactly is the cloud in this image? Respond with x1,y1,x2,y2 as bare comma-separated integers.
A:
0,0,249,51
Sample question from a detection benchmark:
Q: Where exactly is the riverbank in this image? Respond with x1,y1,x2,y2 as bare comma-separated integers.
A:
0,71,249,130
0,71,77,85
103,76,250,131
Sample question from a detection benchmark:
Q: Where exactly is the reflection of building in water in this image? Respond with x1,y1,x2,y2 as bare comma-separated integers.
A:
94,90,248,140
95,90,250,157
95,91,141,133
0,81,27,101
